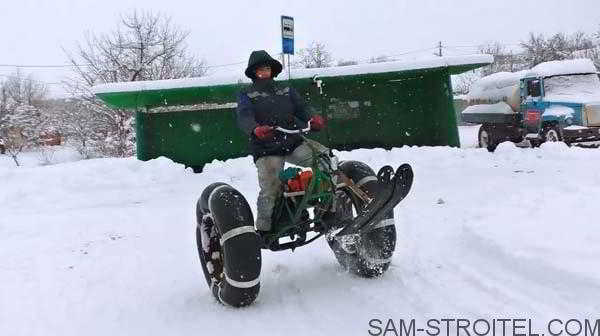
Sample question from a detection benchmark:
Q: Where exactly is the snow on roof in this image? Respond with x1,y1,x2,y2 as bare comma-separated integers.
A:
91,54,493,94
527,58,598,78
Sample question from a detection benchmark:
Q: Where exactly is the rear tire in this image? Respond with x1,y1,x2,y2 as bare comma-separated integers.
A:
327,161,397,278
196,182,261,307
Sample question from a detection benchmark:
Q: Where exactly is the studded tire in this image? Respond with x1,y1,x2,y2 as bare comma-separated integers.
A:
327,161,397,278
196,182,261,307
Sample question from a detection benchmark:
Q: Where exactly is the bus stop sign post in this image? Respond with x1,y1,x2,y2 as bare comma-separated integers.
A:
281,16,294,54
281,15,294,80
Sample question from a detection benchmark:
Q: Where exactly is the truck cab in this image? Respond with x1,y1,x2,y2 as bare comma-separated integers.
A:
520,73,600,146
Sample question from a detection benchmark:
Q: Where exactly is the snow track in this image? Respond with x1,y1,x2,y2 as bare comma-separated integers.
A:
1,139,599,335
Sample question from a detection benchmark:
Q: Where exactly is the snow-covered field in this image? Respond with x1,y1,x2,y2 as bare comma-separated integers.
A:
1,128,599,336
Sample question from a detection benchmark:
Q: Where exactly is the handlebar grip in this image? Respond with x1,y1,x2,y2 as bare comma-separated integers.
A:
275,120,312,134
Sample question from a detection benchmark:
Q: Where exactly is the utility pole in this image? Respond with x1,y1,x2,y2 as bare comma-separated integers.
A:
436,41,443,57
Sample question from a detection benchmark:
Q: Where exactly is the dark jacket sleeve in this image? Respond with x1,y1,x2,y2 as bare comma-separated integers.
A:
236,92,258,136
289,87,313,123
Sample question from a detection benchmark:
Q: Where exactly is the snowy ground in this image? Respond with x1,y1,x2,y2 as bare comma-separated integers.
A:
1,128,599,336
0,145,82,168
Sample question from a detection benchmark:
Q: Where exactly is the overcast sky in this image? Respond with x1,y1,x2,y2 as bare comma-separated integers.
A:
1,0,599,96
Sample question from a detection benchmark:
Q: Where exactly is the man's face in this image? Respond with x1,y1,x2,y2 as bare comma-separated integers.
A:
255,65,272,79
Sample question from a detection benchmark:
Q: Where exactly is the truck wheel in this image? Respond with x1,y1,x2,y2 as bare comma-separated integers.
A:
478,125,498,152
196,182,261,307
542,124,564,143
327,161,397,278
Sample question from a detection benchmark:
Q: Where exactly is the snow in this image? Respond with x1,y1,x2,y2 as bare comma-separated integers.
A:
468,71,524,100
2,128,600,335
543,105,575,118
467,71,525,110
461,102,516,115
564,125,589,130
527,58,598,78
0,145,83,167
543,74,600,104
91,55,493,94
458,125,481,148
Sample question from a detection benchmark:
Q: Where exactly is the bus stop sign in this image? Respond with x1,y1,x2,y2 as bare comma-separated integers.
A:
281,16,294,55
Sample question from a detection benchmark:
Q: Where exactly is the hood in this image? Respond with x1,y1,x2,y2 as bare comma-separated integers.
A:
244,50,283,80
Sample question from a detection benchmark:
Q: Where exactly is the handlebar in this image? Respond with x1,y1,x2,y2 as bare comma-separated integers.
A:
274,120,312,134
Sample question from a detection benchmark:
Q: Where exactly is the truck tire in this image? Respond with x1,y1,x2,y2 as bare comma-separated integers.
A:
196,182,261,307
478,125,498,152
541,124,567,145
327,161,397,278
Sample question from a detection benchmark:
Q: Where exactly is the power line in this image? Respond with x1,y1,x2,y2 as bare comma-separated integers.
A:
205,61,246,68
0,60,247,70
386,47,438,58
0,42,505,86
0,44,491,72
0,63,90,68
444,43,524,48
0,73,63,85
0,46,441,71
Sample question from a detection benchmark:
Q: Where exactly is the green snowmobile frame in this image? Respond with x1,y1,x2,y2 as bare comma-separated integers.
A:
260,131,359,252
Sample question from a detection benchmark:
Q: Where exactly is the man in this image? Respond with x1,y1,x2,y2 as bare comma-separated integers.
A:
236,50,327,233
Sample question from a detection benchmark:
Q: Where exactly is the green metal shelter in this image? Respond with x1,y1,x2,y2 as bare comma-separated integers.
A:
93,55,492,171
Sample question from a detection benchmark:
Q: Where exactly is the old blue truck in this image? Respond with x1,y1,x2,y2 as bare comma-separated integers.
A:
461,59,600,151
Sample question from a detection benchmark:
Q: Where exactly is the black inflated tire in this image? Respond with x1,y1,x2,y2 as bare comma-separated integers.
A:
327,161,397,278
196,182,261,307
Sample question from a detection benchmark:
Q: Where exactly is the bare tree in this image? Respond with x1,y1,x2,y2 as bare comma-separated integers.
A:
0,82,8,124
584,26,600,68
337,59,358,67
521,31,596,67
44,98,99,159
0,73,47,166
64,10,207,157
478,42,528,75
295,41,333,69
453,71,482,95
0,104,46,166
2,70,47,106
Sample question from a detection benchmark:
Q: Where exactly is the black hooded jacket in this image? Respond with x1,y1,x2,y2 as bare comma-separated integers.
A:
236,50,313,160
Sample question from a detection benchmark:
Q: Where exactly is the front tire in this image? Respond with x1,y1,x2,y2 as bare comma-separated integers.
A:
542,124,564,144
478,125,498,152
196,183,261,307
327,161,397,278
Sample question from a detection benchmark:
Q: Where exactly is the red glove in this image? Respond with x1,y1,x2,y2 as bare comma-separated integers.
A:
253,125,274,140
310,115,325,131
